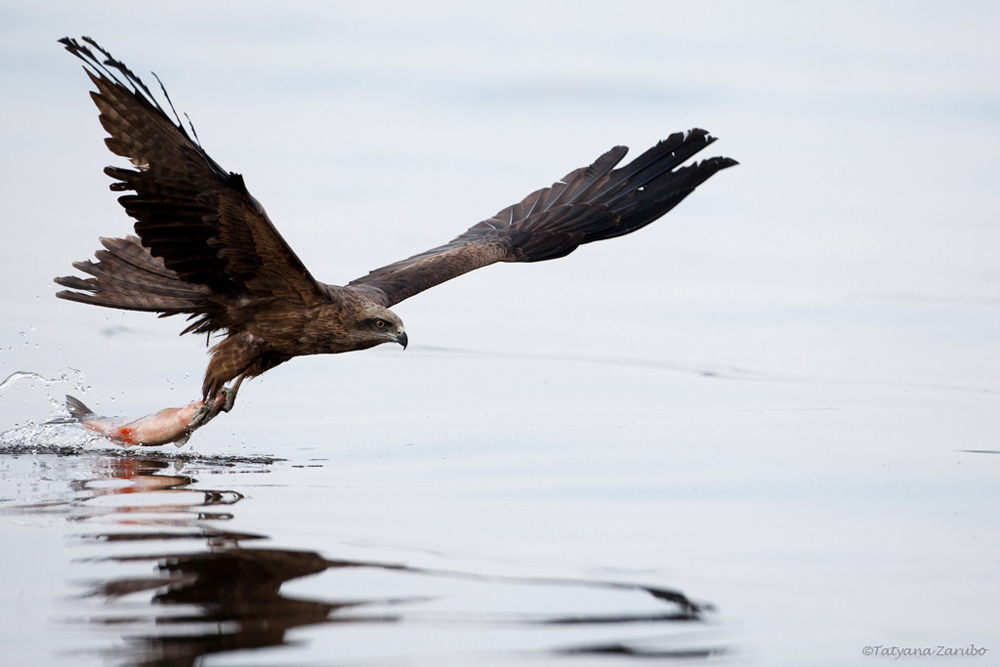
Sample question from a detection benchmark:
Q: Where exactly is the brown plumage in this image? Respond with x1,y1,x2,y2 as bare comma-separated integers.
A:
55,37,737,414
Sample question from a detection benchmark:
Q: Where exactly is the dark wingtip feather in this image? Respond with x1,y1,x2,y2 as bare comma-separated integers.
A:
60,36,192,143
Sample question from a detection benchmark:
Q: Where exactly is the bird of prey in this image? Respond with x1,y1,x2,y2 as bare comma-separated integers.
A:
55,36,737,425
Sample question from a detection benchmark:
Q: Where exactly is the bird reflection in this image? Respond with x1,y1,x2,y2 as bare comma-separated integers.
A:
48,454,723,666
61,456,346,666
91,549,368,667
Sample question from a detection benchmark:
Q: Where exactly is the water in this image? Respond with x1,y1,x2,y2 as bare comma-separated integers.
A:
0,443,724,666
3,346,997,665
2,3,1000,665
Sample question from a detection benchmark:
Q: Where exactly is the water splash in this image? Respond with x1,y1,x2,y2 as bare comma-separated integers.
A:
0,419,107,453
0,368,87,410
0,368,99,452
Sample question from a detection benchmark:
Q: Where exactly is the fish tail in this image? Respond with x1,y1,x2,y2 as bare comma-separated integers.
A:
65,394,94,420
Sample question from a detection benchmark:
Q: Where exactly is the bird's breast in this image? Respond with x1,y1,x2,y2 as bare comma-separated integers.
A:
251,303,359,356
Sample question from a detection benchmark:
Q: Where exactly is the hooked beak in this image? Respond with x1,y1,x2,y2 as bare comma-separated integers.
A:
395,330,408,350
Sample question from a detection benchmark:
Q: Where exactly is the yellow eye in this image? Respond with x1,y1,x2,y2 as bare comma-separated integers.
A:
376,320,386,329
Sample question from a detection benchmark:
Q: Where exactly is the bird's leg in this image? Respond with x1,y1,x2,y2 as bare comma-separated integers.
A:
188,376,244,428
188,399,219,429
218,375,244,413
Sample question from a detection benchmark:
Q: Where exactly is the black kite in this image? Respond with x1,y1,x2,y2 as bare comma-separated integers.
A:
55,37,737,425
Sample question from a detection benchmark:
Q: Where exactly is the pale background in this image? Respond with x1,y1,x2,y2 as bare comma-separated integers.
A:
1,2,998,665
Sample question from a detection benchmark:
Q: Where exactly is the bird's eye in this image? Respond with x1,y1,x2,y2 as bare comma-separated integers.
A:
376,320,386,329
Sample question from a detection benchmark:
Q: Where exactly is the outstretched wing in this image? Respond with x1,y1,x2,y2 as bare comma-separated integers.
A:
348,129,736,307
55,37,327,330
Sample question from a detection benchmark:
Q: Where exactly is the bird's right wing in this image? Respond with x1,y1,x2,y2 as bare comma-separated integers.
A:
55,37,329,333
348,129,737,307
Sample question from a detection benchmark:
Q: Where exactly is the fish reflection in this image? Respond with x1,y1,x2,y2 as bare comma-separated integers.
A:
42,454,725,665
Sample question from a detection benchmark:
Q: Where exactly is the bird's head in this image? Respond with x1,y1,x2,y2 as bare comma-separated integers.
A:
356,303,408,350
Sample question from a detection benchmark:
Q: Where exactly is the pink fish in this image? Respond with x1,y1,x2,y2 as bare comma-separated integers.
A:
64,394,225,447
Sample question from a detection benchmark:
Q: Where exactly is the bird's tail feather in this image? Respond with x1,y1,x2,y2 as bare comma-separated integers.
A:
55,236,212,323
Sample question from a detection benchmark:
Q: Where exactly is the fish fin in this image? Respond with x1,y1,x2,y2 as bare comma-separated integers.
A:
65,395,94,420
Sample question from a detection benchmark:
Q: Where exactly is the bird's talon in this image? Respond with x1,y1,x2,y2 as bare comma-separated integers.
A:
188,402,215,429
218,387,235,413
217,377,243,414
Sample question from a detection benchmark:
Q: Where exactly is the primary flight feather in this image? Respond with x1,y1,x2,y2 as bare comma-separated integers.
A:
55,36,737,423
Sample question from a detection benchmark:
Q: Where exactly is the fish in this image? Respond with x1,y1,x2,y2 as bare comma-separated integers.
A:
63,394,225,447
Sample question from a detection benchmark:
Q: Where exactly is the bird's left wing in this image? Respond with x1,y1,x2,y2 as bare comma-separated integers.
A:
57,37,328,317
348,129,737,307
